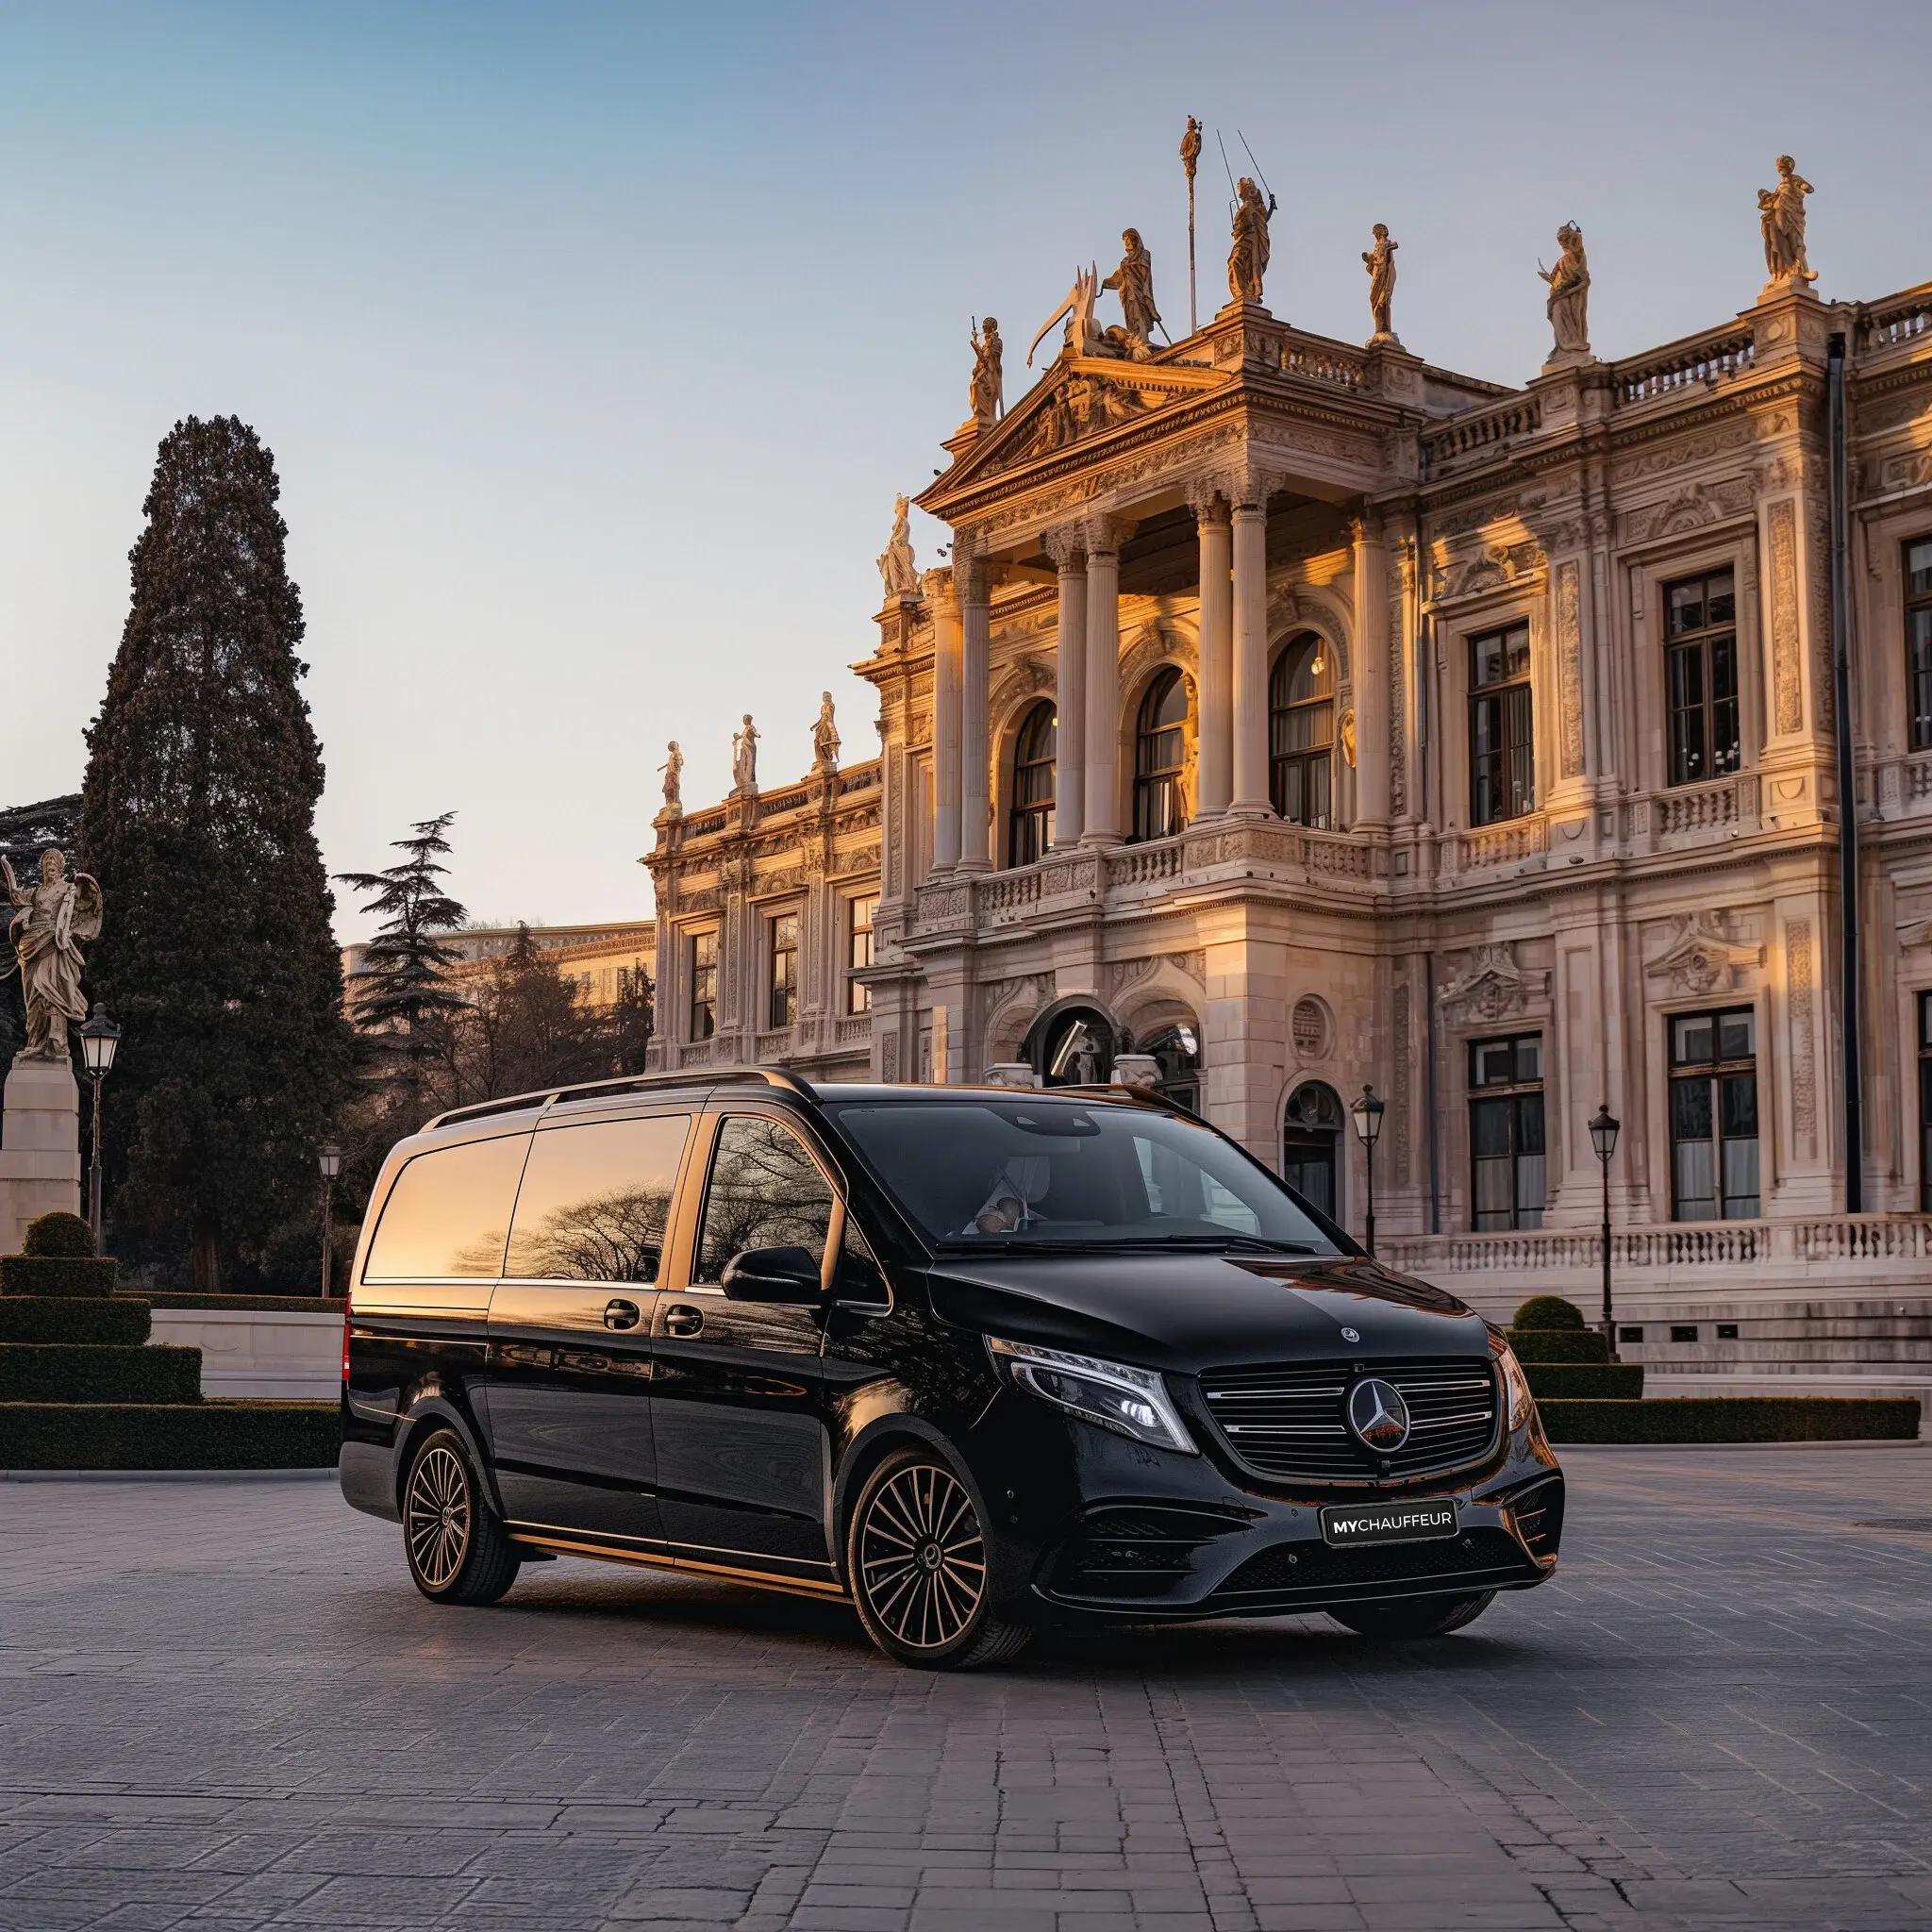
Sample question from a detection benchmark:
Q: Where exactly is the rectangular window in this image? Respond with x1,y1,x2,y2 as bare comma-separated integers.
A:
688,929,716,1041
1664,569,1741,785
1920,992,1932,1212
1469,623,1534,826
1468,1033,1545,1230
767,912,798,1030
846,895,877,1014
1669,1007,1759,1220
1907,538,1932,751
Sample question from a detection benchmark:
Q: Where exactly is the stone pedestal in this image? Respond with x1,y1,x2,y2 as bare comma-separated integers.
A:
0,1057,82,1255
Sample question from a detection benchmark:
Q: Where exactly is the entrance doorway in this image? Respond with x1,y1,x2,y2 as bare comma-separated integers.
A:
1282,1080,1343,1219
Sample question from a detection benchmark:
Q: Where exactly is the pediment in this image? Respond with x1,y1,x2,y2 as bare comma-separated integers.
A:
1643,913,1763,994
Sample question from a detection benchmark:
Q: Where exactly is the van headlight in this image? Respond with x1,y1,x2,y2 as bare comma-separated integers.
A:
1491,1335,1536,1432
986,1336,1198,1455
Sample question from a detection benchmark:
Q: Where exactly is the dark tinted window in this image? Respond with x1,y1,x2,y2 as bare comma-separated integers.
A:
364,1134,529,1280
505,1114,691,1283
694,1116,837,1283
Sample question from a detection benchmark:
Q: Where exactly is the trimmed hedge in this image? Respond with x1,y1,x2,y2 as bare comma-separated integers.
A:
1514,1294,1587,1332
1541,1397,1920,1443
126,1292,345,1313
1,1256,119,1299
0,1401,341,1469
25,1211,96,1257
1524,1361,1645,1400
1507,1327,1609,1364
0,1297,151,1345
0,1343,202,1404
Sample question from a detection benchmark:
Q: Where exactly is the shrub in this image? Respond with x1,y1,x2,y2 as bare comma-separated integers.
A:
1539,1397,1919,1443
1513,1294,1587,1331
1523,1362,1644,1400
24,1211,96,1257
0,1256,119,1298
0,1400,341,1469
1507,1327,1607,1363
0,1298,151,1345
0,1343,202,1404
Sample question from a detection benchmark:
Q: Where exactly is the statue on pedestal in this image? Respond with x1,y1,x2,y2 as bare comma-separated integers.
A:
1539,223,1591,360
730,715,759,797
1102,229,1162,355
812,693,841,774
876,495,920,601
1226,177,1274,307
658,741,683,812
1363,224,1399,344
969,318,1004,426
2,851,103,1062
1757,155,1817,290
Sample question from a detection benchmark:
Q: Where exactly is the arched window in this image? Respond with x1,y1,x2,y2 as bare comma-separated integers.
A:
1008,701,1056,867
1269,633,1334,827
1029,1005,1115,1087
1282,1080,1344,1220
1133,668,1189,842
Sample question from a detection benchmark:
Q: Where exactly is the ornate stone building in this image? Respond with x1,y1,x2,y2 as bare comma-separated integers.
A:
645,180,1932,1333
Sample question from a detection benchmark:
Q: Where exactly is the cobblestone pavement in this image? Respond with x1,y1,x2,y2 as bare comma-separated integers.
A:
2,1445,1930,1931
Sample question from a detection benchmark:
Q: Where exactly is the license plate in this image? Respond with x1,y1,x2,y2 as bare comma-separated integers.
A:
1321,1499,1459,1548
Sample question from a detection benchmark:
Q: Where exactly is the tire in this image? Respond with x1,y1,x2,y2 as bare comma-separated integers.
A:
1329,1590,1495,1640
402,1427,521,1607
846,1446,1034,1671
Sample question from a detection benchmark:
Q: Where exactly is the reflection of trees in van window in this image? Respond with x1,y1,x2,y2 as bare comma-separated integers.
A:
695,1117,835,1282
505,1116,689,1284
364,1134,530,1279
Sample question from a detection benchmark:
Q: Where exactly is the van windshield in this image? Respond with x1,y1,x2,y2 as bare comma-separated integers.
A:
822,1099,1344,1255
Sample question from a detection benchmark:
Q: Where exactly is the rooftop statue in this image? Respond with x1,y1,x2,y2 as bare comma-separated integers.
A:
658,741,683,812
876,494,920,601
1363,224,1399,345
731,715,758,797
1757,155,1817,290
969,318,1004,426
1226,176,1274,308
2,849,103,1062
813,693,841,774
1102,229,1162,356
1539,223,1591,359
1028,264,1103,367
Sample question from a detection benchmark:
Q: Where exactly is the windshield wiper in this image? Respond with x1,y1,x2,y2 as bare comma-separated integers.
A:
932,1232,1326,1256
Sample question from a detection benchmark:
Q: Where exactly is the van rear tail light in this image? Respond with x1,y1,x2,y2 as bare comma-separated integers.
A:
341,1293,352,1386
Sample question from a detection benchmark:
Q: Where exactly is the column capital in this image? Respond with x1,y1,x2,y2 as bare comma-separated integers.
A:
1184,475,1230,522
921,565,958,612
1229,463,1286,512
1080,512,1138,558
1351,508,1388,547
1041,525,1087,571
954,554,990,603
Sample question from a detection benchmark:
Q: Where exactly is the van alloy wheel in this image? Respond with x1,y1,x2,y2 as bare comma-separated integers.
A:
847,1449,1032,1670
401,1427,521,1606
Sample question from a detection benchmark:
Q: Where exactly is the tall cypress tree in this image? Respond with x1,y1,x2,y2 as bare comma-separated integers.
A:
79,417,348,1291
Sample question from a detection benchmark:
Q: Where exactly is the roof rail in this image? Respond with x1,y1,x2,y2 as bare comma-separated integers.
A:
421,1064,815,1134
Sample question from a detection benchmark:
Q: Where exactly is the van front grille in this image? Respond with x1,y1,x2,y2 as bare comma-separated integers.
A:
1196,1355,1501,1483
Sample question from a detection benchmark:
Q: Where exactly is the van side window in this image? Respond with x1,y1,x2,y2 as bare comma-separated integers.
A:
364,1135,530,1280
505,1114,691,1284
694,1117,836,1283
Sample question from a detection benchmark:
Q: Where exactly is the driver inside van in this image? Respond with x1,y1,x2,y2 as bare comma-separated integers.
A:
962,1155,1052,1235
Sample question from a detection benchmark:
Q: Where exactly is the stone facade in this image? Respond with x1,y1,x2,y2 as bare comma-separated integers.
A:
644,246,1932,1322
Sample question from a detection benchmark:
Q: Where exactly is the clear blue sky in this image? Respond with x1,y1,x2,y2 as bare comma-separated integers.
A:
2,1,1925,938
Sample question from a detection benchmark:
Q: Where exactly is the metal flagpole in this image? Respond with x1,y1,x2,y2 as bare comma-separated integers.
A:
1180,116,1201,336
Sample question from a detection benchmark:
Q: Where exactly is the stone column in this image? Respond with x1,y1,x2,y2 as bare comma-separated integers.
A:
1191,488,1233,821
1083,518,1130,844
958,556,991,872
1228,483,1274,817
1352,513,1391,826
0,1058,82,1257
927,567,962,873
1047,532,1088,848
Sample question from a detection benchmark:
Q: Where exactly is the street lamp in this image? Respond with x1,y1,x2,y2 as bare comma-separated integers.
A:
1589,1103,1621,1359
77,1004,121,1250
1350,1084,1386,1258
318,1144,343,1301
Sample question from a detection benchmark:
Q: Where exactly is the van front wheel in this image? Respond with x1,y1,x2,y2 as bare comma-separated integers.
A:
402,1427,521,1606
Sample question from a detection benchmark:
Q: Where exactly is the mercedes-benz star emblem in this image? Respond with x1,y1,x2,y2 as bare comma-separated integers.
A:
1340,1326,1360,1343
1345,1376,1411,1453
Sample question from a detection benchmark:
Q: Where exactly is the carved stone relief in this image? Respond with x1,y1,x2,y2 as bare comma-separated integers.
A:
1768,497,1803,734
1787,920,1816,1158
1643,913,1764,996
1620,477,1757,546
1440,539,1544,602
1388,550,1407,816
1555,558,1585,779
1391,981,1411,1187
1437,942,1548,1023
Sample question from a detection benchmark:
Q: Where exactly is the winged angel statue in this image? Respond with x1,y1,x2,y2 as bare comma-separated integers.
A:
2,849,104,1060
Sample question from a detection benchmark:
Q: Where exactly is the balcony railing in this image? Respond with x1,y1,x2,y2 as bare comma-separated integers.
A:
1455,817,1548,873
1613,325,1756,407
1862,283,1932,352
1422,397,1541,477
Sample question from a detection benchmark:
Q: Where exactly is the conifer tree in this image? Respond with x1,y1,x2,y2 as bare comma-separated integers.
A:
338,813,469,1113
79,417,348,1292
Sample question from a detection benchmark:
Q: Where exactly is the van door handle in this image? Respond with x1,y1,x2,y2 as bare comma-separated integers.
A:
603,1299,641,1331
662,1304,704,1339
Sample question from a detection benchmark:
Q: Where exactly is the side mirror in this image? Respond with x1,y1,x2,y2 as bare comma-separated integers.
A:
721,1245,823,1304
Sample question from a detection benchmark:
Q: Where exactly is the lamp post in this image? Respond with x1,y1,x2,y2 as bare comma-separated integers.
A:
1589,1103,1621,1359
1350,1083,1386,1258
77,1004,121,1250
318,1144,342,1301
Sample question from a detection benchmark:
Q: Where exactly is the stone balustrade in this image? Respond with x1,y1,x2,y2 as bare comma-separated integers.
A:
1455,816,1549,873
1613,325,1756,407
1421,397,1542,478
1862,282,1932,352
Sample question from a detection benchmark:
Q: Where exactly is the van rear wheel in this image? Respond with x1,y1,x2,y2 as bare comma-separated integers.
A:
1329,1591,1494,1640
402,1427,520,1606
847,1448,1032,1671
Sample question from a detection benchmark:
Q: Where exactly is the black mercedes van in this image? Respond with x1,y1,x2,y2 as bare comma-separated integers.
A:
340,1068,1563,1669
